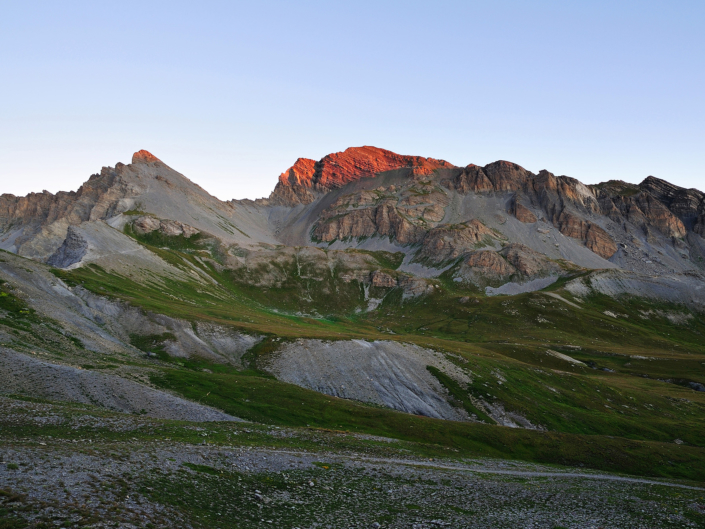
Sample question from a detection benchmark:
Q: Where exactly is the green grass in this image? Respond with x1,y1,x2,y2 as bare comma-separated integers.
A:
124,222,205,252
147,364,705,480
130,332,177,361
346,249,405,270
31,237,705,481
427,366,496,424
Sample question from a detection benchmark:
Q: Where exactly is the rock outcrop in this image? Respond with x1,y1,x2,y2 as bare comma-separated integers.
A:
2,145,704,299
554,211,617,259
268,146,454,206
498,244,562,277
132,150,162,164
132,216,200,238
416,220,498,264
510,197,537,223
462,250,516,280
455,243,565,287
46,226,88,268
370,270,397,288
312,183,449,244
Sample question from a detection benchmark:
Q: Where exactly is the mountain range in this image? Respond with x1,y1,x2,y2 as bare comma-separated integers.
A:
1,146,705,526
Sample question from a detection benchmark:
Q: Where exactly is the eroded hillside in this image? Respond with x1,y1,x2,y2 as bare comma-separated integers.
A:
1,147,705,527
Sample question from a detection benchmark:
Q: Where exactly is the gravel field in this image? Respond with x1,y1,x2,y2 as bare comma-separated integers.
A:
3,443,704,528
1,396,704,529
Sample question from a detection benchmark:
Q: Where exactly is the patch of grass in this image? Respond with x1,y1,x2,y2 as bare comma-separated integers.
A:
427,366,495,424
129,333,177,362
148,365,705,481
182,463,220,475
347,249,405,270
124,223,204,252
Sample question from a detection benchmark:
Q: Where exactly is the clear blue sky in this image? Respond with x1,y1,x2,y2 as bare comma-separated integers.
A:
1,1,703,200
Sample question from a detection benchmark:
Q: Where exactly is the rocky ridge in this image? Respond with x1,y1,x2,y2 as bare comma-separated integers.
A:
1,146,704,301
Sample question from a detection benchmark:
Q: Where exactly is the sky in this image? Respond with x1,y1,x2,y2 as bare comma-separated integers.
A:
1,0,703,201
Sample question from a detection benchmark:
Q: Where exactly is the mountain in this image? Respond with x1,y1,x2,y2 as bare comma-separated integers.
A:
2,146,703,304
1,147,705,525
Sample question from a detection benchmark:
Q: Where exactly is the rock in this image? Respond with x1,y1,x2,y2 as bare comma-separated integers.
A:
463,250,516,279
416,220,497,264
131,150,161,164
269,146,454,206
510,197,537,223
46,226,88,268
370,270,396,288
499,244,562,277
555,211,617,259
312,194,429,244
689,382,705,392
397,275,433,297
132,216,199,239
446,161,531,193
132,216,161,235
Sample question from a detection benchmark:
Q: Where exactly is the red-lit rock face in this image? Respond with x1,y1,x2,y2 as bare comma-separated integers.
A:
314,146,453,189
132,150,161,164
278,158,317,186
269,146,455,206
279,146,454,191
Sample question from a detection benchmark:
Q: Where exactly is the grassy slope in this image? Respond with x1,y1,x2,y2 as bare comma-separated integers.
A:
40,237,705,480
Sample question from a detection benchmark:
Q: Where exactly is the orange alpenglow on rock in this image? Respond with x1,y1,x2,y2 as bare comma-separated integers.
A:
279,146,454,190
131,150,161,164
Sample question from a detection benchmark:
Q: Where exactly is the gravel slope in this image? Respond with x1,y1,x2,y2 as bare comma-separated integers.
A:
266,339,471,420
0,348,240,422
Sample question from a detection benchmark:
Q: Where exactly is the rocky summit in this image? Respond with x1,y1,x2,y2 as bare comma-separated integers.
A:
1,147,705,528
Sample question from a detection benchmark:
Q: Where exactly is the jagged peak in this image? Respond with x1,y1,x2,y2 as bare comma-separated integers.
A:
275,146,454,192
132,150,161,164
278,158,317,186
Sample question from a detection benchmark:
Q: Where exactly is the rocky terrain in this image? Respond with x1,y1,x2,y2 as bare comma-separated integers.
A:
2,396,704,529
0,348,238,421
1,146,705,526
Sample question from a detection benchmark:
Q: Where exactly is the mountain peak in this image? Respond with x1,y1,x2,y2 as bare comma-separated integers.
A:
132,150,161,164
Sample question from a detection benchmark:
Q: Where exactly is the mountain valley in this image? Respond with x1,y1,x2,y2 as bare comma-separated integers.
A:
1,147,705,527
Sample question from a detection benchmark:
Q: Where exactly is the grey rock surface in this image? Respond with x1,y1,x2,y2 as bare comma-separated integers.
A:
46,226,88,268
265,339,471,421
0,251,261,365
0,348,240,422
566,269,705,309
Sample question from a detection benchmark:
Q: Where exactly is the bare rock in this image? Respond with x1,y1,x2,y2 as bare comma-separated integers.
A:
510,197,537,223
397,275,433,297
370,270,397,288
268,146,454,206
131,149,162,164
46,226,88,268
499,244,562,277
132,216,200,239
694,213,705,237
555,211,617,259
417,220,497,263
463,250,516,279
132,216,161,234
